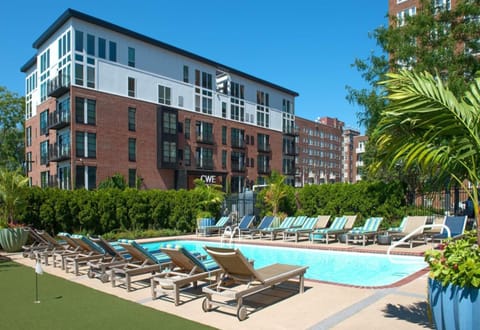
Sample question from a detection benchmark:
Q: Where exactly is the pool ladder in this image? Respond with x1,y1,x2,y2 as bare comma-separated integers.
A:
220,226,241,245
387,224,450,264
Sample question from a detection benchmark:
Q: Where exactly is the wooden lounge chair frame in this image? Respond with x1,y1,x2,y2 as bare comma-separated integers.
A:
111,241,171,291
242,216,275,239
346,217,383,246
202,246,308,321
87,236,132,282
389,216,428,248
151,247,221,305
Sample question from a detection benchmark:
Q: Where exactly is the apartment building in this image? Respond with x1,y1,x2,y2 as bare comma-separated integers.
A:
21,9,298,192
342,128,360,183
294,117,344,186
353,135,368,183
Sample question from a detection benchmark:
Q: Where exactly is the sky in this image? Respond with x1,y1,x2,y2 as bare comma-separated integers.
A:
0,1,388,132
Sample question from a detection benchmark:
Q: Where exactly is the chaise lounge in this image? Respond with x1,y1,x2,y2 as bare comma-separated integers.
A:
202,246,308,321
151,245,221,305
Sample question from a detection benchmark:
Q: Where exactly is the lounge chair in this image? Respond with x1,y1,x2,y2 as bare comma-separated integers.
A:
202,246,308,321
283,215,331,242
387,216,408,233
51,232,88,269
64,235,111,275
195,218,216,236
345,217,383,246
242,216,275,239
111,240,171,291
87,236,132,282
310,216,347,244
259,216,296,240
22,227,52,258
151,246,221,305
199,216,230,236
389,216,428,248
425,215,467,245
234,215,255,237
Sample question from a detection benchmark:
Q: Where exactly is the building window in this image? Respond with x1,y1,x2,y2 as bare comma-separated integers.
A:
185,118,190,139
128,77,135,97
98,38,106,59
75,97,96,125
196,147,213,170
231,128,245,148
26,152,32,172
58,165,71,190
40,141,48,165
40,171,50,188
75,30,83,52
40,110,49,135
87,34,95,56
258,155,270,174
86,66,95,88
163,112,177,135
75,63,83,85
128,47,135,67
184,147,191,166
128,168,136,188
222,150,227,169
183,65,189,83
258,133,270,152
158,85,171,105
128,138,136,161
222,102,227,118
162,141,177,163
26,126,32,147
76,165,96,189
128,107,136,131
76,131,96,158
194,70,213,114
196,121,213,144
231,151,245,172
109,41,117,62
222,126,227,145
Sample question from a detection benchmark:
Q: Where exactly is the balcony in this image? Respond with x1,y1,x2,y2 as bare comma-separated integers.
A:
283,146,298,156
257,166,271,175
231,140,245,149
196,133,214,145
257,143,271,153
47,75,70,98
49,143,71,162
47,110,70,130
231,163,246,172
196,159,214,170
283,168,296,176
283,126,299,136
48,175,58,188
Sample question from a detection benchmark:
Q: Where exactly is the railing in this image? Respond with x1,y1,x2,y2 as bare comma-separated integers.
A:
196,159,214,170
231,140,245,149
387,224,451,264
283,126,299,135
196,134,214,144
231,164,246,172
257,144,271,153
47,110,70,130
47,75,70,97
48,143,71,162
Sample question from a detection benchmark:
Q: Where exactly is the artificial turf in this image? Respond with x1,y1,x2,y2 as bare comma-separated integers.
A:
0,258,215,330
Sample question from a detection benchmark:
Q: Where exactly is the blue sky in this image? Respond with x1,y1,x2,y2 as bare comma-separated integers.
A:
0,1,388,132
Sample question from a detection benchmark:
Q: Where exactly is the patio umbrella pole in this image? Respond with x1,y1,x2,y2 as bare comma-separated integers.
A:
34,256,43,303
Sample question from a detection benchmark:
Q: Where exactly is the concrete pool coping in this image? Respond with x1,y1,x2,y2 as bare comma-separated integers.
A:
7,234,435,329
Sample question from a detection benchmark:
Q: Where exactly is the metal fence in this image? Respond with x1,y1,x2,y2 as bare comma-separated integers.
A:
222,190,259,226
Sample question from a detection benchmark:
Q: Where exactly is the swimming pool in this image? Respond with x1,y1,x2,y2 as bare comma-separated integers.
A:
142,240,427,287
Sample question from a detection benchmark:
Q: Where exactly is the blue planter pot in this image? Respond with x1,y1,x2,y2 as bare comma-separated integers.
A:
428,278,480,330
0,228,29,252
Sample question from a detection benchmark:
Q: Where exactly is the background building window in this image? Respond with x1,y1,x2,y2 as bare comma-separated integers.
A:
128,47,135,67
128,138,136,161
128,107,136,131
158,85,171,105
128,77,135,97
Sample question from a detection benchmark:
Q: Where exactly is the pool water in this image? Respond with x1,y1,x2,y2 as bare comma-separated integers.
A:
142,240,427,287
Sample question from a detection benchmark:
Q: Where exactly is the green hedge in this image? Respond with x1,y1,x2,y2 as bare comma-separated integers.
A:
17,187,216,235
17,180,421,235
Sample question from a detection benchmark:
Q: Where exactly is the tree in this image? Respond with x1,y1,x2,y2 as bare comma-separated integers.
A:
193,179,225,219
0,168,29,226
347,0,480,180
0,86,25,170
372,70,480,243
263,171,289,217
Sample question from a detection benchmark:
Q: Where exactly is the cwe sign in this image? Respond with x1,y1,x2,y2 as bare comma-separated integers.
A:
200,175,217,184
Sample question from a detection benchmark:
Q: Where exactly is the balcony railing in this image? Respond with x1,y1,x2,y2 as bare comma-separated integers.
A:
48,175,58,188
47,110,70,130
47,74,70,98
48,143,71,162
283,167,296,176
231,140,245,149
283,146,298,156
283,126,299,136
231,163,246,172
196,159,214,170
257,143,271,153
196,133,214,144
258,166,271,175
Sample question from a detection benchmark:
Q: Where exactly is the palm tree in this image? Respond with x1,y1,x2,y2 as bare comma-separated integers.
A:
372,70,480,243
264,171,288,217
0,168,29,226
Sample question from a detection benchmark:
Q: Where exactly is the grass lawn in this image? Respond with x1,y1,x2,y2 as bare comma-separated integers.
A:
0,258,214,330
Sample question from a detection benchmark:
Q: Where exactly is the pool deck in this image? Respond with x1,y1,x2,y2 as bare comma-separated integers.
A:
7,235,435,329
